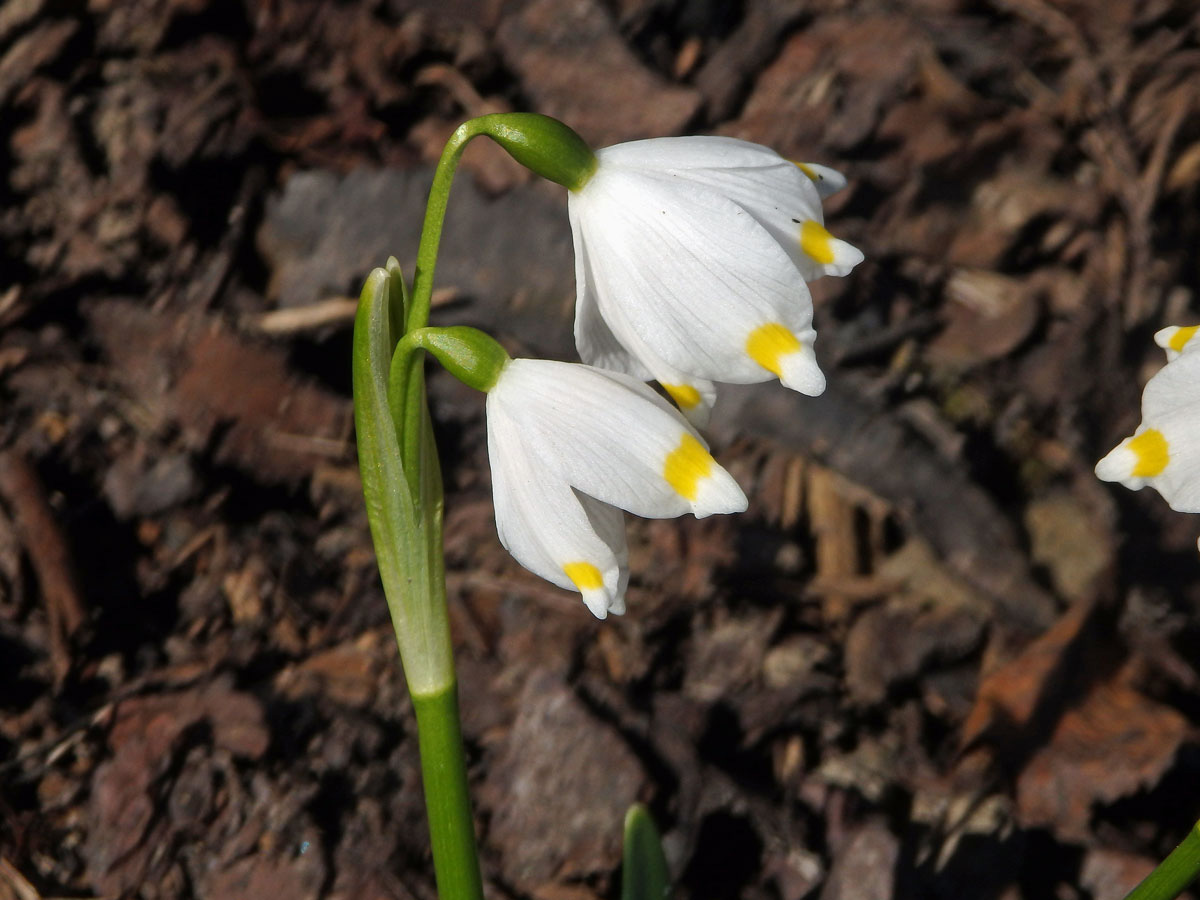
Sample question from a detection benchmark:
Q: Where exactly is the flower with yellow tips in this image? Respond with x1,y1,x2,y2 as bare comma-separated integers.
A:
567,136,863,426
1095,343,1200,513
486,357,747,618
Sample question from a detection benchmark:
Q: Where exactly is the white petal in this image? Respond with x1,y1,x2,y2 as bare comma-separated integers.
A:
1094,438,1149,491
1154,325,1200,361
570,201,654,380
597,135,795,174
796,161,848,198
1143,350,1200,419
486,403,628,617
490,359,748,519
595,137,861,282
572,169,822,388
577,492,630,615
569,207,718,423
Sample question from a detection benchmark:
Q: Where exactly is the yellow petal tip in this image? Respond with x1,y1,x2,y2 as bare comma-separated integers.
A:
663,433,713,502
1169,325,1199,353
1129,428,1169,477
746,323,802,378
563,561,604,592
799,220,836,265
663,383,702,410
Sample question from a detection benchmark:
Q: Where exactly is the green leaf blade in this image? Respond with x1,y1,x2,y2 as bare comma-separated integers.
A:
622,804,670,900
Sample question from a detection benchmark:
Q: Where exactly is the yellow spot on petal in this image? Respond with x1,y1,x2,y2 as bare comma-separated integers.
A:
1169,325,1199,353
563,561,604,591
663,383,702,410
793,161,819,181
746,323,802,377
799,220,836,264
1129,428,1169,477
663,433,713,502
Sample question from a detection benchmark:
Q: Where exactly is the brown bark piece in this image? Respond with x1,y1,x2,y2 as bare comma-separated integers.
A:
960,602,1094,753
960,600,1191,841
1078,847,1158,900
495,0,701,146
198,848,325,900
87,300,351,485
483,670,646,889
819,821,900,900
1015,663,1189,841
85,680,270,896
926,268,1041,368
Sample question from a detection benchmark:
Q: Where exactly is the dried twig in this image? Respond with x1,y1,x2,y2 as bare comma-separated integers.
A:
0,450,87,684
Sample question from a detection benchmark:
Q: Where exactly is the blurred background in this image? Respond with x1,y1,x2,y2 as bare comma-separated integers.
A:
2,0,1200,898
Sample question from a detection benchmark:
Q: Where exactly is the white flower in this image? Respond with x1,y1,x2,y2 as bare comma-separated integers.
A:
567,136,863,425
486,358,748,618
1095,345,1200,513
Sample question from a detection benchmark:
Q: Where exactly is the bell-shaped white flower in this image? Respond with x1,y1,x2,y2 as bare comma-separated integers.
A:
1095,347,1200,513
486,358,748,618
568,136,863,425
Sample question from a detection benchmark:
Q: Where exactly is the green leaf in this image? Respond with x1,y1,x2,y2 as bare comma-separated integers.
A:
352,265,452,696
1123,819,1200,900
622,804,670,900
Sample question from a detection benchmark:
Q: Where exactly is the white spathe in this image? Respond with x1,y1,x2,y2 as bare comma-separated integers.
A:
568,135,863,425
486,358,748,618
1095,347,1200,513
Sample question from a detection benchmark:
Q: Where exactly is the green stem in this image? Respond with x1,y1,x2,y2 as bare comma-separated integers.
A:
414,683,485,900
408,119,487,334
387,330,427,503
1124,820,1200,900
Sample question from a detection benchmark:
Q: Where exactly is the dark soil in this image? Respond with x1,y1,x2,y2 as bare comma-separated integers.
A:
2,1,1200,899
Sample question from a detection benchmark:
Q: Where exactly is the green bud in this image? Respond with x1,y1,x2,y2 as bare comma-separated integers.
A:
410,326,510,392
472,113,597,191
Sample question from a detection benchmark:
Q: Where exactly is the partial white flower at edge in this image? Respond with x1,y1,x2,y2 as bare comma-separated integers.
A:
567,135,864,426
1096,336,1200,549
486,358,748,618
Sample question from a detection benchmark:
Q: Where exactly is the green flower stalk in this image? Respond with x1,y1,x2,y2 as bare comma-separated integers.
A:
354,113,598,900
354,262,481,900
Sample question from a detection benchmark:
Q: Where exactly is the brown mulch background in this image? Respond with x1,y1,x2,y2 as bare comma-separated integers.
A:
3,1,1200,898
